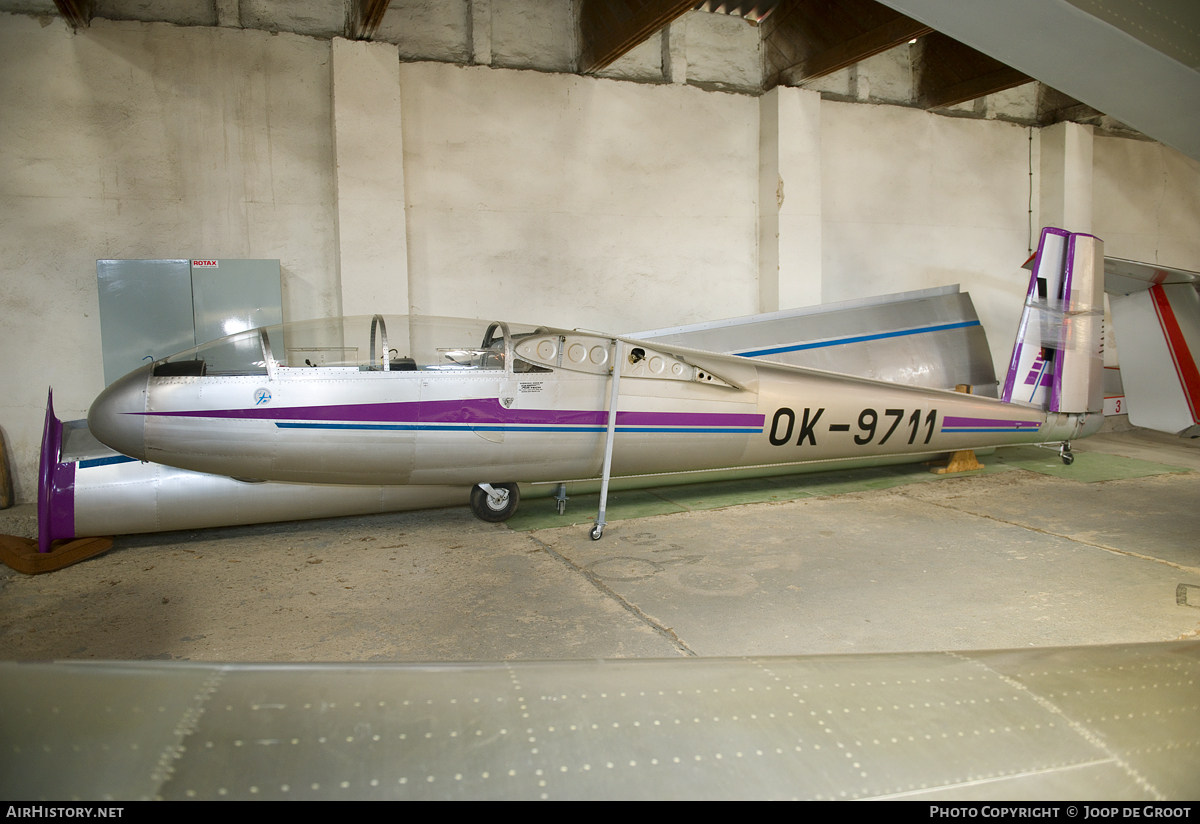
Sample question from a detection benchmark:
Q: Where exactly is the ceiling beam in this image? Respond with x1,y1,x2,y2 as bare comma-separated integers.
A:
53,0,94,30
348,0,392,41
874,0,1200,162
764,0,931,89
916,31,1031,109
579,0,697,74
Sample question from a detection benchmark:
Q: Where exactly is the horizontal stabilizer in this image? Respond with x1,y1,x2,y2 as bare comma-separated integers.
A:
1104,258,1200,296
1024,250,1199,297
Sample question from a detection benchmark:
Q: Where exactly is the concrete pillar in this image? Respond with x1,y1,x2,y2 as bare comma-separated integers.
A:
1039,120,1093,235
331,38,409,317
471,0,492,66
663,22,686,84
758,86,823,312
215,0,239,27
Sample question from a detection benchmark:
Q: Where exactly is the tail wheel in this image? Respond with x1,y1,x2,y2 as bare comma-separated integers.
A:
1060,441,1074,465
470,483,520,522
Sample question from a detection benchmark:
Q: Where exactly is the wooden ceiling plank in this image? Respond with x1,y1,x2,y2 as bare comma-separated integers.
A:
764,0,838,85
582,0,692,70
580,0,698,73
765,0,931,87
579,0,636,64
794,15,931,80
918,32,1032,109
349,0,393,41
922,66,1031,110
53,0,94,29
812,0,883,51
760,0,807,40
793,0,909,54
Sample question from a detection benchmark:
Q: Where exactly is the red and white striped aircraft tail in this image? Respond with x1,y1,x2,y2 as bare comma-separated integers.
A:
1108,265,1200,437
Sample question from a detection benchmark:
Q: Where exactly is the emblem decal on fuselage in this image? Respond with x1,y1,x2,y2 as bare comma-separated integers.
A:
254,388,272,406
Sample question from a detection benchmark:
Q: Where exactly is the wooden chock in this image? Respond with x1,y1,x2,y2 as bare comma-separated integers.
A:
933,449,984,474
930,384,983,474
0,534,114,574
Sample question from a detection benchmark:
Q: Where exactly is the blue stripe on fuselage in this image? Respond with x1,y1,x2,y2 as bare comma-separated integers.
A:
78,455,138,469
734,320,981,358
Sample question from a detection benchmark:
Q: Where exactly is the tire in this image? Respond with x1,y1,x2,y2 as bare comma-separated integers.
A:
470,483,520,522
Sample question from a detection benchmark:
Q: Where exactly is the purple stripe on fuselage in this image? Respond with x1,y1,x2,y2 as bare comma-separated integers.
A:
942,416,1042,429
139,397,766,429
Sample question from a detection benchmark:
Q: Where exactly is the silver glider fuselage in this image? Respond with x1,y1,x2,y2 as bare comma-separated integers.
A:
88,314,1097,492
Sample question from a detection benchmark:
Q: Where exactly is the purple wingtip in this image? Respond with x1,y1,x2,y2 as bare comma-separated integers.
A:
37,389,75,553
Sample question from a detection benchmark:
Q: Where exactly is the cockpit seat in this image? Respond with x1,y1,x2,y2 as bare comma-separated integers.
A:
153,360,207,377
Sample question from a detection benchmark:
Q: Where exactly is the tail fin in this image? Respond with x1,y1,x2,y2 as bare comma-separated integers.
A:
1001,228,1104,414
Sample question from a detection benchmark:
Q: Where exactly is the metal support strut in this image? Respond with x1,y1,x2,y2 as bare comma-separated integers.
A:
591,340,622,541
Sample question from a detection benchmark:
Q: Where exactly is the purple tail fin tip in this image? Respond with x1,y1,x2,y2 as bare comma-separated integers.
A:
37,388,75,553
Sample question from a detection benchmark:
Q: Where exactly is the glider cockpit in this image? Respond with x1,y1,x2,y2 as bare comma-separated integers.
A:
150,315,554,378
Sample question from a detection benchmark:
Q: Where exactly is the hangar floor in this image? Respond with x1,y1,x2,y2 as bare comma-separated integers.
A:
1,425,1198,663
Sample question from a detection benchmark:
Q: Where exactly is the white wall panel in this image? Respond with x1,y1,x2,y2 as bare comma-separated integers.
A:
1093,135,1200,270
820,101,1034,377
398,62,759,334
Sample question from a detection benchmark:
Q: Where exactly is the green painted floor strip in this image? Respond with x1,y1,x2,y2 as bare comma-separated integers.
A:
993,445,1193,482
506,489,685,531
504,446,1193,532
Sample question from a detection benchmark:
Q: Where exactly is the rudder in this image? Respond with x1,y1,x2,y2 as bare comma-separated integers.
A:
1002,228,1104,415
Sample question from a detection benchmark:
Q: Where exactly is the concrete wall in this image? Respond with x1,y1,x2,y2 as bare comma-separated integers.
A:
2,11,1200,507
332,38,409,317
0,15,339,504
820,101,1035,361
398,62,759,331
1093,135,1200,268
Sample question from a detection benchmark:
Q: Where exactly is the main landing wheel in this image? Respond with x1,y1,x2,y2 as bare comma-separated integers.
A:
470,483,520,522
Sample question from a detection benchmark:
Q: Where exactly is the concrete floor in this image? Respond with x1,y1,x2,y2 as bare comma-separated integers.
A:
1,426,1198,662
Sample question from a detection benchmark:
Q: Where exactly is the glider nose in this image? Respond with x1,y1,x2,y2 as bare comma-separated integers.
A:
87,363,151,460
